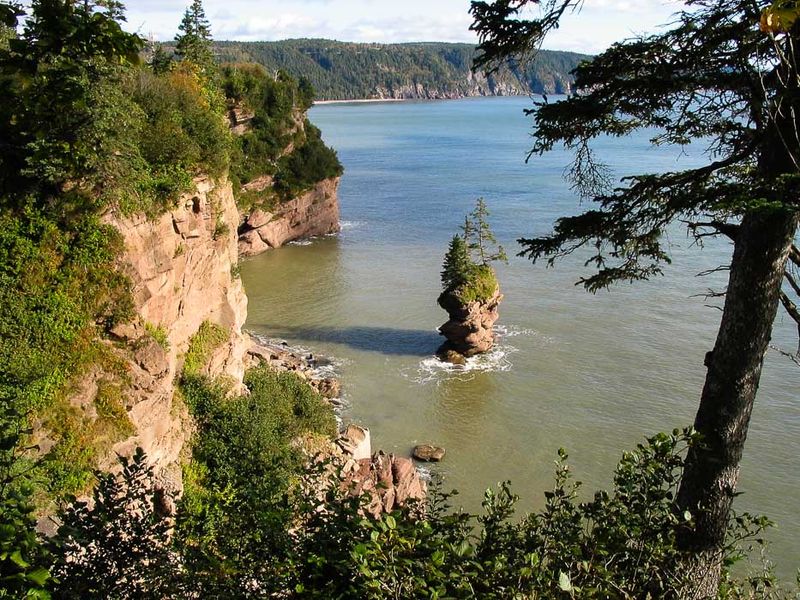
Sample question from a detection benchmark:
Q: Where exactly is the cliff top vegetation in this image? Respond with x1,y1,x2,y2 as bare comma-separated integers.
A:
214,39,588,100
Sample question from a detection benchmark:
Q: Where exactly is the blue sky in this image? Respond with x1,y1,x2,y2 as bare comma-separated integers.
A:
124,0,681,54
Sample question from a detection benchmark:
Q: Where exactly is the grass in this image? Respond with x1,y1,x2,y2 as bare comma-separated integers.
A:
145,322,171,351
457,265,499,303
183,321,229,376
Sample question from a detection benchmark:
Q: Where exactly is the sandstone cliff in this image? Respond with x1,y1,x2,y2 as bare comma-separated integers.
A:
372,69,533,100
56,176,250,499
238,176,340,257
437,284,503,361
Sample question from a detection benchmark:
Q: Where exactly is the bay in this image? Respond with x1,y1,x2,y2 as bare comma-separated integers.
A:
240,96,800,577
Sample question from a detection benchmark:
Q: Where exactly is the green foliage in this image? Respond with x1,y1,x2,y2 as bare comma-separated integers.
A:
49,448,180,599
220,64,342,208
130,68,231,212
441,199,504,301
214,39,586,100
274,121,344,199
472,0,799,290
148,42,172,75
175,0,214,75
457,264,499,304
0,0,230,507
441,235,473,291
144,323,170,352
467,197,507,266
0,209,132,413
170,426,787,598
182,321,229,376
0,403,52,599
175,368,336,595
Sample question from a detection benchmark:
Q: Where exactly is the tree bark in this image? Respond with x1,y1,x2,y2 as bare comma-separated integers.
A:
676,208,798,598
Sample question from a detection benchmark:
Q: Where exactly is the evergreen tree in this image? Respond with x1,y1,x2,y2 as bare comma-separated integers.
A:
441,235,473,291
174,0,213,73
469,197,508,266
471,0,800,594
149,42,172,74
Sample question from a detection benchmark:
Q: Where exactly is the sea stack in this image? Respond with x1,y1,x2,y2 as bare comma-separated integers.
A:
436,198,507,364
437,275,503,362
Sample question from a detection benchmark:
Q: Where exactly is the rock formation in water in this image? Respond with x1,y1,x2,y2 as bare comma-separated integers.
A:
437,282,503,361
436,199,507,363
229,99,342,257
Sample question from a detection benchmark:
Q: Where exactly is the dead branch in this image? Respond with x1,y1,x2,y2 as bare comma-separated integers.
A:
790,244,800,269
685,220,740,241
780,290,800,326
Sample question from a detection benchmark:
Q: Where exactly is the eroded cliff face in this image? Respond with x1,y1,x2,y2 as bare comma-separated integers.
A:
75,176,249,494
373,71,524,100
238,176,340,257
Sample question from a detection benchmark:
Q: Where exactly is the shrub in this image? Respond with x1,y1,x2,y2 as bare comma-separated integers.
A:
144,322,170,351
176,368,336,596
273,122,343,199
49,448,180,599
457,264,499,303
182,321,229,376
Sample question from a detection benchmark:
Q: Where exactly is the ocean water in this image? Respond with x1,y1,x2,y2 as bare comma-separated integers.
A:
240,97,800,576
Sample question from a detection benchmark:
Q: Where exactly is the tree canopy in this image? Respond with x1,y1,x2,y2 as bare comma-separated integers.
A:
175,0,213,73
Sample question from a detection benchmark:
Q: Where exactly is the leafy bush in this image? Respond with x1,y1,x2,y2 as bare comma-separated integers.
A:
49,448,180,599
0,403,52,598
176,368,336,596
273,122,344,199
131,68,231,212
172,425,788,598
456,264,499,304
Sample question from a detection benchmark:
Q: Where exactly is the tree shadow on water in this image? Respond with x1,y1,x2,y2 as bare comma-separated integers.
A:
257,325,442,357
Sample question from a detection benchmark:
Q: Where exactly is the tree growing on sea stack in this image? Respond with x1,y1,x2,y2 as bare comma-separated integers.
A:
437,198,507,363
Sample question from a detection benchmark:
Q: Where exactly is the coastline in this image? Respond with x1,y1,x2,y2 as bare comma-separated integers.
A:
314,98,406,105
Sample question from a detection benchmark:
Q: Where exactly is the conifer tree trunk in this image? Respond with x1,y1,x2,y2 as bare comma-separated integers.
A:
676,208,798,597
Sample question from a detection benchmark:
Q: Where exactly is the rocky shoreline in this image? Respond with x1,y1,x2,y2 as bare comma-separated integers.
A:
246,337,428,516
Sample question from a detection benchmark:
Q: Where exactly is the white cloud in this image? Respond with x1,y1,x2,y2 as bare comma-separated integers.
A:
123,0,684,52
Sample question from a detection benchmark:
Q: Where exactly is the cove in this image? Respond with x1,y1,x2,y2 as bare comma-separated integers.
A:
240,96,800,578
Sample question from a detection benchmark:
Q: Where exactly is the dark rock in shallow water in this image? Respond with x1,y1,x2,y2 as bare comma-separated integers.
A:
413,444,446,462
436,346,467,365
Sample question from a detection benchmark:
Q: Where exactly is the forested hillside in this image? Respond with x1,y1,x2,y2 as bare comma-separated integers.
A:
215,39,588,100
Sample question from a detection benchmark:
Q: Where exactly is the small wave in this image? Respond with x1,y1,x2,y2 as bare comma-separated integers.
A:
409,343,518,384
495,324,553,343
287,239,315,246
247,332,350,381
416,465,433,482
340,220,365,230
